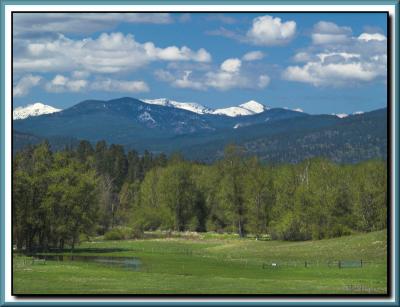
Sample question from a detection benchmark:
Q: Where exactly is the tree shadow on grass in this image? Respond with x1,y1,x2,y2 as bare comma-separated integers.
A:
14,248,130,255
46,247,129,254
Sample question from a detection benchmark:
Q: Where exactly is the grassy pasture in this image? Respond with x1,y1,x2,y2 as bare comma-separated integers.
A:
13,230,387,295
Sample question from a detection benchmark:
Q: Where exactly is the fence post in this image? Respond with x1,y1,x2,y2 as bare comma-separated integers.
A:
338,260,341,269
360,259,363,268
305,261,307,268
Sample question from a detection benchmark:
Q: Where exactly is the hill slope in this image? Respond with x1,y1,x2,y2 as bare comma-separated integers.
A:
13,97,387,164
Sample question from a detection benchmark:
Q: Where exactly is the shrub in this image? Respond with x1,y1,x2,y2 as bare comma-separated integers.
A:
327,224,353,238
270,213,311,241
79,233,90,243
104,226,142,240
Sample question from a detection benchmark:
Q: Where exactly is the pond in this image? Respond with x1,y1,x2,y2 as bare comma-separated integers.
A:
32,255,142,271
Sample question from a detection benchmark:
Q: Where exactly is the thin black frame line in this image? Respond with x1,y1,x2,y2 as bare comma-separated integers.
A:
10,10,392,300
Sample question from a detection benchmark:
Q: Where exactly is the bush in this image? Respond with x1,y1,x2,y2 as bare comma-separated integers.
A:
188,216,200,232
104,226,142,240
79,233,90,243
327,224,353,238
270,213,311,241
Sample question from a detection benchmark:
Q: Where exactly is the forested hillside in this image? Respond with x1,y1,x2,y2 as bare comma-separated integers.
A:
13,97,387,164
13,130,78,153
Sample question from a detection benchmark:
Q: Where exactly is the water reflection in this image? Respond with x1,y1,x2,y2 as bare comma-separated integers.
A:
33,255,141,270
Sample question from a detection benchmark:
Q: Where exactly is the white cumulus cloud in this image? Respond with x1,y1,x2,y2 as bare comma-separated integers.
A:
311,21,352,45
283,61,382,86
242,51,265,61
358,32,386,42
14,32,212,74
14,13,173,36
156,57,270,91
246,15,296,46
13,74,42,97
205,71,243,91
45,74,88,93
44,73,149,93
220,58,241,73
172,71,206,90
90,79,149,93
72,71,90,79
258,75,270,88
283,22,386,87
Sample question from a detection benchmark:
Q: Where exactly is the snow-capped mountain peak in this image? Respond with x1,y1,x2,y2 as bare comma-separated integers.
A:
212,106,254,117
141,98,172,107
170,101,212,115
333,111,364,118
141,98,212,115
239,100,269,113
212,100,268,117
141,98,270,117
13,102,62,120
332,113,348,118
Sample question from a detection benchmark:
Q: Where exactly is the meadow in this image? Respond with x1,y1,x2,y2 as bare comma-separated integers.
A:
13,230,387,295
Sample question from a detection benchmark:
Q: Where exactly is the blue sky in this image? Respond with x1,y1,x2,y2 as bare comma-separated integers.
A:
13,12,387,114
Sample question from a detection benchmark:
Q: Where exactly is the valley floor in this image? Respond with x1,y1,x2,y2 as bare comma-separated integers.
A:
13,230,387,295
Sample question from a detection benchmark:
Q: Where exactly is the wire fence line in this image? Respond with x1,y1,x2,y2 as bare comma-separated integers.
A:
260,259,381,269
15,247,384,272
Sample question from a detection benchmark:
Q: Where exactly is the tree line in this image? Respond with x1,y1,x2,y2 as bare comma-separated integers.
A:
13,140,387,252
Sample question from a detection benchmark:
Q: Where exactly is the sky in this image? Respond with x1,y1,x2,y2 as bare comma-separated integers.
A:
12,12,387,114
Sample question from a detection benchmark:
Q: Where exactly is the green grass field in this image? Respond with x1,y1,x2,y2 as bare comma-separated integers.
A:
13,230,387,295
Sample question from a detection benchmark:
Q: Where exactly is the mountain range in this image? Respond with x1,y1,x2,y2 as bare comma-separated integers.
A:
13,97,387,163
13,98,279,120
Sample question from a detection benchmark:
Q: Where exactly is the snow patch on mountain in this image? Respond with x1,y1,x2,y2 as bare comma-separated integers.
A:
138,111,156,124
213,106,254,117
141,98,172,107
141,98,212,115
142,98,269,117
239,100,269,113
212,100,268,117
333,113,348,118
13,102,61,120
171,101,212,114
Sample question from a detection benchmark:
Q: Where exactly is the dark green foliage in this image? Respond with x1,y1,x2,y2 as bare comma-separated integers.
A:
216,145,247,237
235,109,387,164
103,226,141,240
13,143,99,251
130,145,387,241
13,130,79,153
76,140,94,163
267,159,387,240
13,139,173,251
13,141,387,252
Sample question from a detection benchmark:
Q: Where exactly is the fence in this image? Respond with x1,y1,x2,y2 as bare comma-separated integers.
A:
16,251,371,272
328,260,364,268
262,259,366,269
